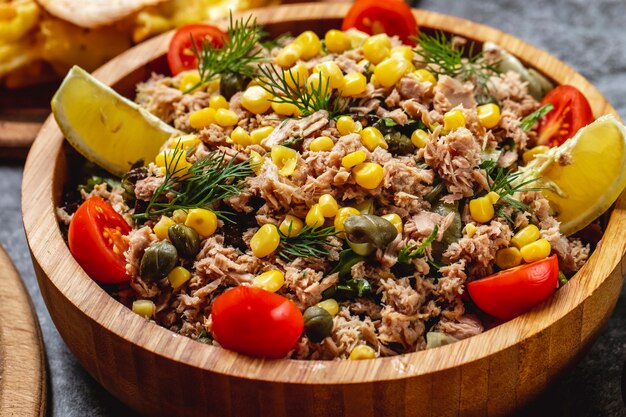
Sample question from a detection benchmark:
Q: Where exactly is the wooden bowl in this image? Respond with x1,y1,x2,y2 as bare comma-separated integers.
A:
22,3,626,416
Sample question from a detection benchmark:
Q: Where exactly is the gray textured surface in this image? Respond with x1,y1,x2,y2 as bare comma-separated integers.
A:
1,0,625,415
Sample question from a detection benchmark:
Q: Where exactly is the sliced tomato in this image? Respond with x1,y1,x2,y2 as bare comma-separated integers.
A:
68,197,131,284
537,85,594,147
211,286,304,359
167,24,227,75
467,255,559,320
341,0,419,45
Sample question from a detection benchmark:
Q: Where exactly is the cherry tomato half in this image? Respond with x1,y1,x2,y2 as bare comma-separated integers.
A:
341,0,419,46
467,254,559,320
537,85,594,147
68,197,131,284
211,286,304,359
167,24,227,75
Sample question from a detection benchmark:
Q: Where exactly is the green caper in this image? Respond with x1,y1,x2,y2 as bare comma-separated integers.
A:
220,71,248,100
385,131,415,155
353,199,375,215
303,306,333,343
140,240,178,281
343,214,398,250
168,224,200,259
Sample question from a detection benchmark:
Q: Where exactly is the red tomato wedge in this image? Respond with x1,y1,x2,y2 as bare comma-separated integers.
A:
211,286,304,359
167,24,227,75
68,197,131,284
341,0,419,45
467,255,559,320
537,85,594,147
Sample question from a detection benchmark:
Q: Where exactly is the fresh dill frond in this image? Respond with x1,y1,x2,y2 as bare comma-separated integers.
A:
520,103,554,132
480,160,542,216
277,225,338,261
398,225,439,264
282,136,303,148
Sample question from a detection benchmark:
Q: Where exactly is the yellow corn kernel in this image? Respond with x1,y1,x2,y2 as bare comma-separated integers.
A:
319,194,339,217
359,126,388,151
353,162,384,190
276,43,302,68
477,103,501,129
487,191,500,204
336,115,361,136
153,216,175,240
209,95,229,110
271,145,298,177
495,247,523,270
349,344,376,360
341,150,367,169
132,300,155,318
188,108,216,130
293,31,321,60
381,213,403,234
313,61,344,89
172,209,188,224
413,69,437,92
249,126,274,145
411,129,430,148
306,72,324,93
334,207,360,232
370,73,379,88
520,238,551,263
443,109,466,131
325,29,351,53
253,270,285,293
279,214,304,237
155,149,191,179
309,136,334,152
523,145,550,164
374,56,410,88
363,34,391,64
306,204,325,228
230,126,252,146
345,28,369,48
511,224,541,249
241,86,272,114
284,63,309,89
179,71,201,92
173,134,201,149
214,108,238,127
185,208,218,238
249,150,265,175
167,266,191,289
469,196,495,223
463,223,477,238
317,298,340,317
341,72,367,97
271,101,300,117
250,224,281,258
391,46,414,62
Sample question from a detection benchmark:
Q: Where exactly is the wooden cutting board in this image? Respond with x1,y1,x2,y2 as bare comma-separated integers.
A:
0,245,47,416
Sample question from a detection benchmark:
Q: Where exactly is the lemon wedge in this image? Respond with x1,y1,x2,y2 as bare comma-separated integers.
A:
523,115,626,235
51,66,177,177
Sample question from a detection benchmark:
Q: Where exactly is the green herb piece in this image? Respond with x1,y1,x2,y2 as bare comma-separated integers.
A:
558,271,568,288
330,249,365,279
381,117,398,127
337,278,373,298
398,225,439,264
78,176,121,194
520,103,554,132
260,31,291,50
282,136,303,148
197,329,213,344
480,160,542,218
277,225,337,261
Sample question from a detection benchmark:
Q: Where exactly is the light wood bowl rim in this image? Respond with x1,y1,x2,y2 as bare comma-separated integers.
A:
22,2,626,385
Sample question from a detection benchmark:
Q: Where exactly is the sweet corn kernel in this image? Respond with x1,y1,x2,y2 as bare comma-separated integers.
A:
275,43,302,68
334,207,360,232
188,108,216,130
325,29,351,53
443,109,466,131
359,126,388,151
313,61,344,89
185,208,218,238
214,108,238,127
284,63,309,89
411,129,429,148
336,116,361,136
463,223,477,238
523,145,550,164
249,150,265,175
305,204,325,228
230,126,252,146
370,73,379,87
495,247,523,270
319,194,339,217
341,150,367,169
374,56,410,88
309,136,334,152
477,103,501,129
279,214,304,237
132,300,155,318
241,86,272,114
391,46,414,62
381,213,403,234
271,145,298,176
317,298,340,316
250,126,275,144
520,238,551,263
271,101,300,117
167,266,191,289
253,270,285,293
469,196,495,223
172,209,188,224
179,71,201,92
487,191,500,204
413,69,437,92
153,216,175,240
209,95,229,110
173,134,201,149
155,149,191,179
353,162,384,190
293,31,321,60
341,72,367,97
345,28,369,48
349,344,376,360
250,224,281,258
511,224,541,249
363,34,391,64
306,72,324,93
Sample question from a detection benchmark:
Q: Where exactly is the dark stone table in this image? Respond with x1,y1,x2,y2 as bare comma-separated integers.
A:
1,0,625,415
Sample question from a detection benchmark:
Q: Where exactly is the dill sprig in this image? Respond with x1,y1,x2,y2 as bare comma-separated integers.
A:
256,64,346,118
398,225,439,264
277,225,338,261
134,150,253,221
520,103,554,132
